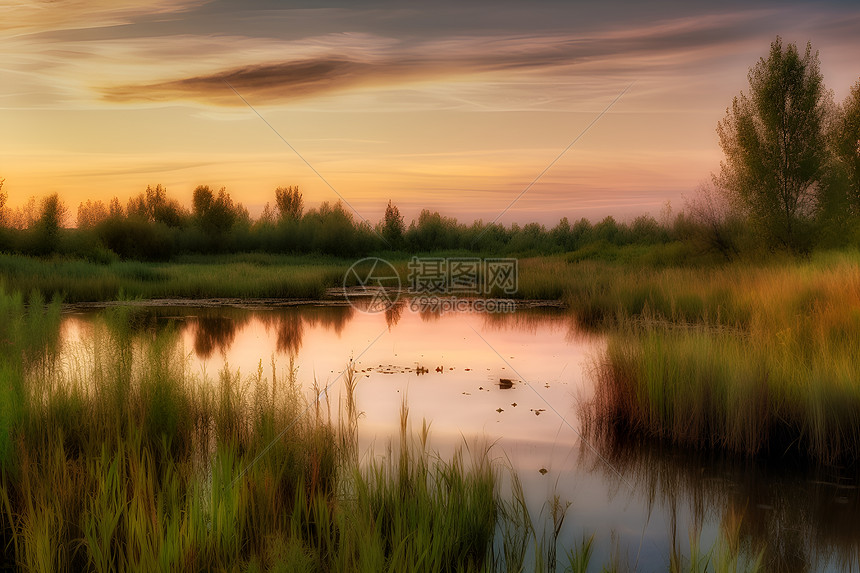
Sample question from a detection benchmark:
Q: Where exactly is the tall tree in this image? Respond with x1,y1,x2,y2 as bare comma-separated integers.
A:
77,199,109,228
33,193,68,254
193,185,237,236
275,186,303,221
381,200,404,246
833,79,860,212
717,37,832,251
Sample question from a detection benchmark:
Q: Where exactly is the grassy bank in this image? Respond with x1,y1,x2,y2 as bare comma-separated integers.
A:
0,251,621,303
0,253,347,302
580,250,860,463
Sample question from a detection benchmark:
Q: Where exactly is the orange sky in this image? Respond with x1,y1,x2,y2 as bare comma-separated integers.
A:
2,1,859,225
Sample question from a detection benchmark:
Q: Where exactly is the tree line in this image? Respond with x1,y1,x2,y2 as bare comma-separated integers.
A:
0,177,686,260
0,37,857,261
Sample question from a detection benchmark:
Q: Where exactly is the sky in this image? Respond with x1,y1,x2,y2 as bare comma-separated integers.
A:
2,0,859,226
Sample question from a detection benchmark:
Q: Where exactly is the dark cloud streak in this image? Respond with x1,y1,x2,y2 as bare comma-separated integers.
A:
101,11,779,106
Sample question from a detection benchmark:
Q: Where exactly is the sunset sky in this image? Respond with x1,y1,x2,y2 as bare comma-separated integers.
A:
2,0,859,226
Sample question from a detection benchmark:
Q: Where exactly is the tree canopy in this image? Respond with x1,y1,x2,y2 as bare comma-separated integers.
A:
717,37,832,252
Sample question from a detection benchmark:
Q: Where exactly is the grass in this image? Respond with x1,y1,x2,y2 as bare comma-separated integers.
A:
0,253,348,302
580,249,860,463
0,245,732,304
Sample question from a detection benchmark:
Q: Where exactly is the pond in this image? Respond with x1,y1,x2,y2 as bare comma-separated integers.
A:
58,302,860,572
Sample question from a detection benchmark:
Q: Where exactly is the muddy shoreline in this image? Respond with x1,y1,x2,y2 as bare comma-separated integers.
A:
62,288,567,312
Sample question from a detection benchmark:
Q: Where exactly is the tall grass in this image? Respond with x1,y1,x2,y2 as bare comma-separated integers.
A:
583,250,860,463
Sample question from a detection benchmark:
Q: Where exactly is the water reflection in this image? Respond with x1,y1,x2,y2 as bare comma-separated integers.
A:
80,305,357,359
384,299,406,329
581,436,860,572
192,316,241,358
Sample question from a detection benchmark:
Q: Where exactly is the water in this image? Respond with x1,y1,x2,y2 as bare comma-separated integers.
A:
58,303,860,572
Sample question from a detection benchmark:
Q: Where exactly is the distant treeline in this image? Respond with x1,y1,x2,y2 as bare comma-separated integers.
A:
0,177,857,262
0,181,690,260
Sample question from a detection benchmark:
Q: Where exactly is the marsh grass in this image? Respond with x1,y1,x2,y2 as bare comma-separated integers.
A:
584,250,860,463
0,254,346,302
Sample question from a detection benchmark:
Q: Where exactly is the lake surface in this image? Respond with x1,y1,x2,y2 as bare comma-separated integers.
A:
58,302,860,572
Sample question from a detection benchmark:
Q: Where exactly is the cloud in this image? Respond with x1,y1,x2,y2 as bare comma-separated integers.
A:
0,0,209,37
98,10,785,106
103,58,423,105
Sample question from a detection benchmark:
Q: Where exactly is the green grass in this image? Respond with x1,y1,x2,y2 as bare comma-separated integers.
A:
581,249,860,463
0,253,348,302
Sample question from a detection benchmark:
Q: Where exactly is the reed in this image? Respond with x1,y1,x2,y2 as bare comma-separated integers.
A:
584,250,860,463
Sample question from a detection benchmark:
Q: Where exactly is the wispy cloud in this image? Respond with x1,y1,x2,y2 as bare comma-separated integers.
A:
0,0,209,37
98,10,784,106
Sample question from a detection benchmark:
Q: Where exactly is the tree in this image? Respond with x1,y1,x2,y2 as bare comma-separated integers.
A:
144,184,185,227
275,186,303,221
193,185,237,237
109,197,123,217
77,199,109,228
192,185,214,217
381,200,404,246
0,179,6,227
684,181,743,259
33,193,68,254
716,37,832,251
833,79,860,212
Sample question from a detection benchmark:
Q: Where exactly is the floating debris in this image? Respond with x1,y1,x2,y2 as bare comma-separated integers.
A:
499,378,514,389
416,366,428,375
462,392,471,396
465,368,471,371
539,468,548,475
531,408,546,416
